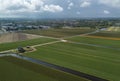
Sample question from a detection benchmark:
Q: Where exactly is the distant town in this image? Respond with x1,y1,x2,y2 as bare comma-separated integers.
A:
0,18,120,33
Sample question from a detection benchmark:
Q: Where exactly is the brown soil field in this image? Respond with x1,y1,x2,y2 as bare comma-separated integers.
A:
0,32,41,44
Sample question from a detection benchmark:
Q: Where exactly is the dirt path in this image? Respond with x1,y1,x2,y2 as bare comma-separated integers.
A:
82,35,120,40
62,30,99,39
0,41,60,53
67,41,120,51
32,41,60,48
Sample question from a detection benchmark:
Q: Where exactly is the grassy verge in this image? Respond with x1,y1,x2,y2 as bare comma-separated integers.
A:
0,37,56,52
25,42,120,81
0,56,88,81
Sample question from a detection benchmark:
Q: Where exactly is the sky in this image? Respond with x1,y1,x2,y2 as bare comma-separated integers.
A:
0,0,120,18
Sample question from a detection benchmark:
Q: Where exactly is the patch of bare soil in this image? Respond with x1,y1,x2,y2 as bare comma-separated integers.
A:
0,32,41,44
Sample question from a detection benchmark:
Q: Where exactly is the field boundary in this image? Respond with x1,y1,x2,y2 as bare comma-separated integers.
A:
0,54,108,81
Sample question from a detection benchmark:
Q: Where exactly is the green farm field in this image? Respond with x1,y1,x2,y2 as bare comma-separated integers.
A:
0,37,56,52
22,28,95,38
1,28,120,81
25,39,120,81
0,56,87,81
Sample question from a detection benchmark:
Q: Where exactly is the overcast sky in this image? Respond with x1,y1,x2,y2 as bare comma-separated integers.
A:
0,0,120,18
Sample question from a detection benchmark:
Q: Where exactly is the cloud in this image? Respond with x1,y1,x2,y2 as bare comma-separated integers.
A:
0,0,119,18
42,4,63,13
68,2,74,9
0,0,63,14
104,10,110,14
76,11,80,15
67,0,71,3
80,1,91,8
0,0,44,13
99,0,120,8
